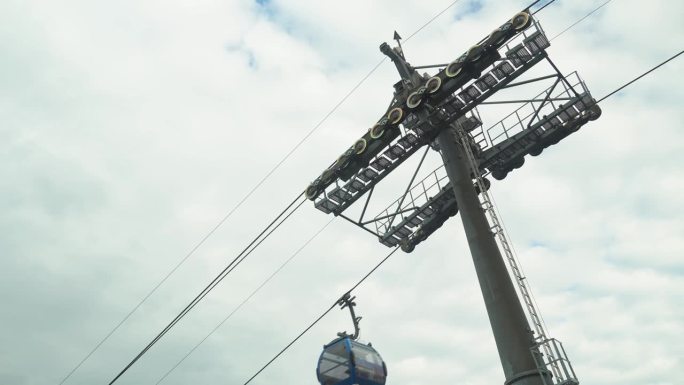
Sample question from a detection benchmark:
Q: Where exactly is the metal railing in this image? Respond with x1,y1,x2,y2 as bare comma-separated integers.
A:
373,165,448,236
486,72,589,146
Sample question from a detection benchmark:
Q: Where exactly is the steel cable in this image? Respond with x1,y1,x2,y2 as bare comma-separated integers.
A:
597,49,683,103
154,217,336,384
532,0,557,15
404,0,463,42
107,193,306,384
549,0,613,41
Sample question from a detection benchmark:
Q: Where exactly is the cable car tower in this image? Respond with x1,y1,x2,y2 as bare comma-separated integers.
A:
305,7,599,385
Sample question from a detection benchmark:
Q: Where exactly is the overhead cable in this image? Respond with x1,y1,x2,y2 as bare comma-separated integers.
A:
550,0,613,41
107,193,306,384
404,0,463,42
526,0,545,10
155,217,336,384
598,49,683,103
532,0,557,15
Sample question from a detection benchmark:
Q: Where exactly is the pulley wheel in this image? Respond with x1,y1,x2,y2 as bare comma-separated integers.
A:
337,153,351,169
482,177,491,192
466,45,483,62
387,107,404,124
354,138,367,154
511,156,525,169
406,91,423,109
321,168,335,183
491,169,507,180
445,60,463,78
369,124,385,139
511,12,531,30
588,104,602,121
487,28,508,46
426,76,442,94
305,184,320,200
400,240,415,253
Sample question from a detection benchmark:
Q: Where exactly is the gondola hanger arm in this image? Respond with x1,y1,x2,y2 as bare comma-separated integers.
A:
336,292,362,340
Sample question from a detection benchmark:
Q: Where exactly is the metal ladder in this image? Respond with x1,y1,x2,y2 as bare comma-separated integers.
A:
451,121,578,385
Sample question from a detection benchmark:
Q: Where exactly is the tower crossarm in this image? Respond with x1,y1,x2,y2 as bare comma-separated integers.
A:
340,62,601,250
306,10,548,211
478,72,601,181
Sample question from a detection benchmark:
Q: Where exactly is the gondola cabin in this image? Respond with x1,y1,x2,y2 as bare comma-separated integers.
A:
316,336,387,385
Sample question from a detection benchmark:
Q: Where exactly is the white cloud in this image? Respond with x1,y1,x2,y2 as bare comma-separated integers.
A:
0,1,682,385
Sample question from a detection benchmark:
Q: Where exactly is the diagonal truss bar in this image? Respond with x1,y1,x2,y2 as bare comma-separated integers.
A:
499,73,558,89
413,63,449,69
362,207,418,226
544,56,581,98
358,186,374,223
526,77,560,130
386,146,430,230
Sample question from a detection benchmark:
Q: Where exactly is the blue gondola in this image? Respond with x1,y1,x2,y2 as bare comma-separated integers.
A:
316,337,387,385
316,293,388,385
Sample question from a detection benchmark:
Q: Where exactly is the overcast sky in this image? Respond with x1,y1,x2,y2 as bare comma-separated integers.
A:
1,0,683,384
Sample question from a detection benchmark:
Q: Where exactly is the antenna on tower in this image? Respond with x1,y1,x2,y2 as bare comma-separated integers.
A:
393,31,405,59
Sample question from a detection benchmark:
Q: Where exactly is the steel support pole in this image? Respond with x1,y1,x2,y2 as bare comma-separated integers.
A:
435,126,549,385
